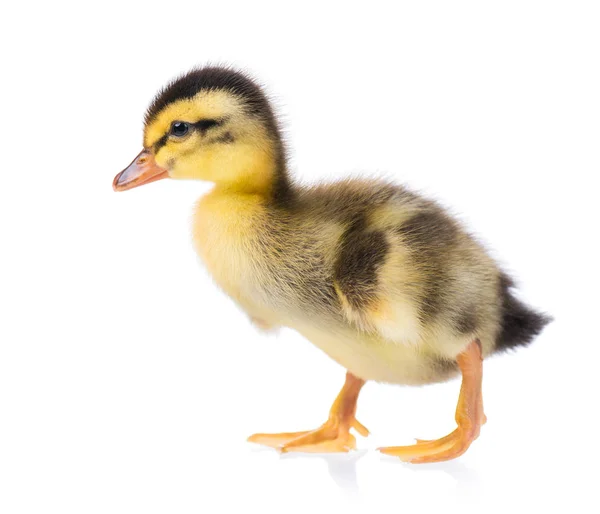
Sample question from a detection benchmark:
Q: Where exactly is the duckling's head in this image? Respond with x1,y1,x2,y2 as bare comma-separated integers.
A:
113,66,290,200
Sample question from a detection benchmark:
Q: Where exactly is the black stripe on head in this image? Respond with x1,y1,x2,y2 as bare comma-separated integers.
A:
153,133,169,154
152,118,224,153
211,131,235,144
193,118,222,133
145,66,273,125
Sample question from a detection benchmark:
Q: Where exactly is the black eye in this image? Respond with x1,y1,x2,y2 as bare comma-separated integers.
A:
170,121,189,137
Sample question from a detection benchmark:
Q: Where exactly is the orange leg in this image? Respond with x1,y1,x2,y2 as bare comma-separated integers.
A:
248,372,369,453
379,339,486,463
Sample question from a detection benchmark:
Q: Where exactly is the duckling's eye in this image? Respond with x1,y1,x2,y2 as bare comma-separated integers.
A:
170,121,189,137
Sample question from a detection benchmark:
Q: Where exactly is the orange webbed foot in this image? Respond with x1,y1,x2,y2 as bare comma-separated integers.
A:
378,423,482,463
248,372,368,454
379,340,486,464
248,417,369,453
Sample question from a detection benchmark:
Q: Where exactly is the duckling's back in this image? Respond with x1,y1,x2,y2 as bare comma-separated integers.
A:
295,179,549,354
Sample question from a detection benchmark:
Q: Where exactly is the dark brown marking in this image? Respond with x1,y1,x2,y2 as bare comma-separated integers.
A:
334,224,389,310
193,118,221,133
212,131,235,144
454,308,478,334
153,133,169,154
396,208,459,321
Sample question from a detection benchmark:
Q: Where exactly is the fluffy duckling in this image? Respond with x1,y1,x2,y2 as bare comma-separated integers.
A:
113,66,550,463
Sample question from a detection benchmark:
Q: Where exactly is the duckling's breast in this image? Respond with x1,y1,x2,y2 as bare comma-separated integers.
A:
193,190,338,318
192,191,268,311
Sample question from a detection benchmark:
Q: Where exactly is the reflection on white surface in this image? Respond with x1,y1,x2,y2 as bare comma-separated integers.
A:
279,450,367,494
252,445,482,497
380,453,482,490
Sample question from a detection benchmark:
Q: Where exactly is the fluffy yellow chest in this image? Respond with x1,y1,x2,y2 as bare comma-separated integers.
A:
192,190,268,306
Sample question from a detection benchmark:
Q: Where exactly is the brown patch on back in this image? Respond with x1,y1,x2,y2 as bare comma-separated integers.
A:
396,208,459,322
454,308,479,334
334,227,389,310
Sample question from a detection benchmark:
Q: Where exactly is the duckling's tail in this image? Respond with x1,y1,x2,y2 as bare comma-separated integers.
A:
495,274,552,352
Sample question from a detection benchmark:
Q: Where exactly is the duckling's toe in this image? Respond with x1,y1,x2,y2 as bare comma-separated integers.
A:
379,428,473,463
248,416,368,454
280,430,357,454
248,422,354,454
247,431,313,448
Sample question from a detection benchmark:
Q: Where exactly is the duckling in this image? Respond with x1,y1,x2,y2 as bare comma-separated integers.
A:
113,66,550,463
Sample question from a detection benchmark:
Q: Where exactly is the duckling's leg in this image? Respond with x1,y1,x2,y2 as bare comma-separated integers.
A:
378,339,485,463
247,372,369,453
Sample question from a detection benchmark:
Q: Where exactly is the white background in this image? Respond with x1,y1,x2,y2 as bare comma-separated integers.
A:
1,1,599,512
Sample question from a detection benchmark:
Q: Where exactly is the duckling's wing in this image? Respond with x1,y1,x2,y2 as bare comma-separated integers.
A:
332,199,550,357
332,200,500,354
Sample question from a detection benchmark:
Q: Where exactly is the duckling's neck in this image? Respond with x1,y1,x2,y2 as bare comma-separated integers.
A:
269,139,295,206
216,138,294,206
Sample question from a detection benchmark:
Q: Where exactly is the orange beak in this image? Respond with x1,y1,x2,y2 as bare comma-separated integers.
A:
113,150,169,192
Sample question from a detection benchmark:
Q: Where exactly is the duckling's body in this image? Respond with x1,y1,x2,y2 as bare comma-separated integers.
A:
194,180,500,385
114,66,550,462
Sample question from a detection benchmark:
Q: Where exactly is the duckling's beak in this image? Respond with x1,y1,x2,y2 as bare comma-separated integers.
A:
113,150,168,192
